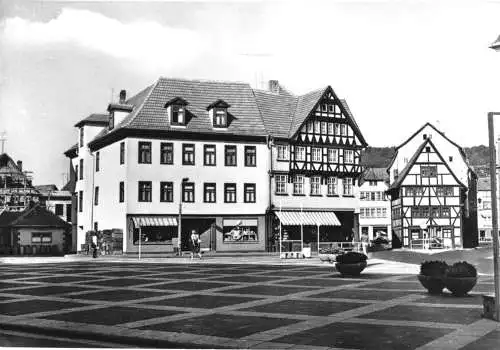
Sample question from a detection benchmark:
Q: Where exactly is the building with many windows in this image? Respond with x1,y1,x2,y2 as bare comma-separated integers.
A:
477,177,493,242
358,168,391,242
386,123,478,249
0,153,39,211
65,78,367,254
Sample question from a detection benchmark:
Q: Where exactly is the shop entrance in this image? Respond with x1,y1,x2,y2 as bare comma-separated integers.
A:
180,218,216,251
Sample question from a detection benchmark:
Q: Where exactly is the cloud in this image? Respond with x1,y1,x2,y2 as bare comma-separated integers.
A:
1,8,206,72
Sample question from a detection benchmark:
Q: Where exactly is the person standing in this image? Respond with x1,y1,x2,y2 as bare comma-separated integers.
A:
190,229,202,260
361,232,369,255
91,234,98,258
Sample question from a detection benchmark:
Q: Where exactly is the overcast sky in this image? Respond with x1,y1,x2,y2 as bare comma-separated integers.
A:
2,0,500,186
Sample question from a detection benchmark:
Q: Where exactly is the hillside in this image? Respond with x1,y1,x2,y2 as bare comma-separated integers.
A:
360,146,490,173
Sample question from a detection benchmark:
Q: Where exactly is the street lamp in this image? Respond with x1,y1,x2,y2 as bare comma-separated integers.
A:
177,177,189,256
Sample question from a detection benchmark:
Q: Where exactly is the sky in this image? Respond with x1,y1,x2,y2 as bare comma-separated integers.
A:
2,0,500,186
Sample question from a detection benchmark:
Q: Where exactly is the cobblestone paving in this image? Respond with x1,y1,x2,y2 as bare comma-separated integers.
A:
0,261,499,349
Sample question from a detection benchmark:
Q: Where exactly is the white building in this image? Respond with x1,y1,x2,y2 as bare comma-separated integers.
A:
358,168,392,242
66,78,367,254
386,123,478,249
477,177,493,241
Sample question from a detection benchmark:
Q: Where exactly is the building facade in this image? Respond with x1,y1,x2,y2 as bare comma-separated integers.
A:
0,153,39,211
477,177,493,241
387,123,478,249
358,168,392,242
66,78,367,254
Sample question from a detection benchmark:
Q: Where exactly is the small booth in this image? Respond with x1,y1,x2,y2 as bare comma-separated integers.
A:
275,210,341,258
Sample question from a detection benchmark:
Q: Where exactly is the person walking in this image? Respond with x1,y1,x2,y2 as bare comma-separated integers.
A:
91,235,98,258
361,232,369,255
190,229,202,260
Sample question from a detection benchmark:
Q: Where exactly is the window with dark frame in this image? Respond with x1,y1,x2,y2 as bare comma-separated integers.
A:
171,105,186,125
182,144,195,165
421,165,437,178
160,182,173,202
138,142,152,164
79,128,84,147
119,181,124,203
138,181,152,202
94,186,99,206
204,145,216,166
96,152,100,172
75,165,78,182
225,145,237,166
204,183,216,203
79,191,83,212
32,232,52,244
224,183,237,203
244,183,256,203
160,142,174,164
182,182,195,202
120,142,125,164
79,159,83,180
245,146,256,167
213,108,227,128
66,204,71,222
55,204,64,216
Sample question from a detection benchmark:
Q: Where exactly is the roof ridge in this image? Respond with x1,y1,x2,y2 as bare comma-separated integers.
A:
120,78,160,129
158,76,251,86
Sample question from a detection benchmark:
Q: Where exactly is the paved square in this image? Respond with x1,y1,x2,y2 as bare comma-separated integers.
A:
461,330,500,350
307,288,410,301
139,313,299,338
42,306,182,325
275,277,358,287
1,285,93,296
65,289,167,302
148,281,232,291
82,278,157,287
218,284,318,296
0,299,85,316
140,294,259,309
243,299,365,316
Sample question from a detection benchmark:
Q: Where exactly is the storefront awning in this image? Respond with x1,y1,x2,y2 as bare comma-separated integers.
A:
132,216,178,227
275,211,341,226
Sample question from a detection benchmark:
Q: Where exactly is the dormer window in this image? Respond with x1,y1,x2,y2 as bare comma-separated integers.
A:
214,108,227,128
207,99,231,129
165,97,189,126
172,105,185,125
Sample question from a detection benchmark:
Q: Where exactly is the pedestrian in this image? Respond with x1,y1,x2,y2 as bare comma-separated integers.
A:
91,235,98,258
361,232,369,255
190,229,202,260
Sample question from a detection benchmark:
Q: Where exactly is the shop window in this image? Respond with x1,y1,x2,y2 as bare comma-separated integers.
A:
55,204,64,216
160,143,174,164
204,145,216,166
138,142,152,164
133,226,177,245
32,232,52,244
223,219,258,243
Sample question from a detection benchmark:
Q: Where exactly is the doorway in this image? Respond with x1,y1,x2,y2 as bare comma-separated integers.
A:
180,218,215,251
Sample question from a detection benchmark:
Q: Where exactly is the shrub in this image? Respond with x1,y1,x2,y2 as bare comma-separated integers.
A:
446,261,477,278
319,247,343,255
420,261,448,277
336,251,367,264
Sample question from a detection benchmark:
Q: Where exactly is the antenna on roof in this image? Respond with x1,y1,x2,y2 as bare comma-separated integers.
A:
0,131,7,153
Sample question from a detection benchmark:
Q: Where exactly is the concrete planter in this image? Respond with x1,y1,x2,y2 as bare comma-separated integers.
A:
444,276,477,297
417,274,445,295
335,261,367,277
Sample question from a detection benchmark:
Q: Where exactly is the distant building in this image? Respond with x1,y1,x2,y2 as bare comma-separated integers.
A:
386,123,478,249
358,168,391,242
35,184,73,224
477,177,493,241
0,153,39,211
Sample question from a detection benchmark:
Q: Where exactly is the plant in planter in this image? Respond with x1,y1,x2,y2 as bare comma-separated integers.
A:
335,252,368,276
444,261,478,297
417,260,448,294
319,247,343,263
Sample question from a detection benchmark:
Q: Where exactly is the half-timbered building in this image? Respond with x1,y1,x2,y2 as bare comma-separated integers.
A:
386,123,478,249
256,81,367,251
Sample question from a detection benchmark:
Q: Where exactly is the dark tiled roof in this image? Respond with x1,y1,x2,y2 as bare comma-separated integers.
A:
359,167,388,185
63,143,78,158
0,211,22,227
10,205,70,228
477,177,491,191
74,113,109,127
122,78,267,136
61,180,75,192
253,90,297,138
339,99,366,146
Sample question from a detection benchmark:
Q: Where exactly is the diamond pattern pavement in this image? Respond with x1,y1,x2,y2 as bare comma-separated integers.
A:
0,260,499,349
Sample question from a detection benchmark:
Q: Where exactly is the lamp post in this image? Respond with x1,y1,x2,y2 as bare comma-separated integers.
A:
488,35,500,322
178,177,189,256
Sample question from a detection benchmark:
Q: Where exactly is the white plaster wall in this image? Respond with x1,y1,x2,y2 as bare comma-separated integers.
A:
46,198,72,222
358,180,392,240
18,228,65,249
125,138,269,215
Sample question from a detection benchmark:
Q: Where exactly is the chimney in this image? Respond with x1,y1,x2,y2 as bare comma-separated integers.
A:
119,90,127,104
17,160,22,171
268,80,280,94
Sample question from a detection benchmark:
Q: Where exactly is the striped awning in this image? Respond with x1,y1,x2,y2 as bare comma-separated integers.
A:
275,211,341,226
132,216,178,227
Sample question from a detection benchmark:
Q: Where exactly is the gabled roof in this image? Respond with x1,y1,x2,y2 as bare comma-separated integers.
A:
206,99,231,110
164,96,189,107
0,210,22,227
359,167,389,185
289,88,326,137
10,204,70,228
61,180,75,192
74,113,109,128
389,138,466,190
253,89,297,138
